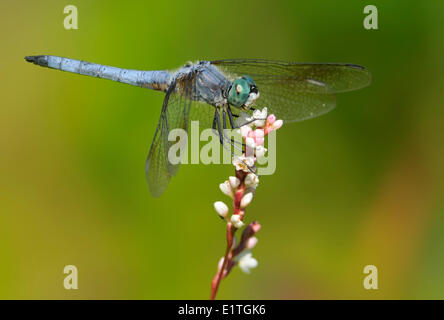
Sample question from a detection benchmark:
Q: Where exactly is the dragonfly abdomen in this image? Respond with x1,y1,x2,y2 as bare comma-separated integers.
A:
25,55,172,92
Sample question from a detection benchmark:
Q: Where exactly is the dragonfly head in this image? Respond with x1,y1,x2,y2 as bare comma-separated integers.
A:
228,76,259,110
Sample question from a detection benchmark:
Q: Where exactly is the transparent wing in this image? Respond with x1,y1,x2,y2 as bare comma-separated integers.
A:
145,114,171,197
146,85,178,197
145,74,193,197
145,73,216,197
211,59,371,123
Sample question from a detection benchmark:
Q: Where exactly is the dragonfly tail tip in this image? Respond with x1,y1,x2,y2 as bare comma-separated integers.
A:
25,55,48,67
25,55,36,63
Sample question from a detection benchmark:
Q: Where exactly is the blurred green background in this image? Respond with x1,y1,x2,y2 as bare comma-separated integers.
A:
1,0,444,299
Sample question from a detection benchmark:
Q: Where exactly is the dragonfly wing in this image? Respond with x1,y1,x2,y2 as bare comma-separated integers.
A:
246,77,336,122
146,72,216,197
145,109,171,197
146,74,195,197
211,59,371,123
146,84,175,197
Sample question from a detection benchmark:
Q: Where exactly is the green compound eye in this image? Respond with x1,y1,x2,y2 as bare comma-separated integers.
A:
228,76,257,107
228,78,249,107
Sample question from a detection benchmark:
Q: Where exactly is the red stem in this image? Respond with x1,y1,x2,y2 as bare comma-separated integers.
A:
210,166,246,299
210,224,235,300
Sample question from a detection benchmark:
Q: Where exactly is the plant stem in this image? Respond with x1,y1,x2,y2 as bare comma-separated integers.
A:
210,224,234,300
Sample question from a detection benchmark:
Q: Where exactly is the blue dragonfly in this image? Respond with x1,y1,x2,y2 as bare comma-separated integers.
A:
25,55,371,196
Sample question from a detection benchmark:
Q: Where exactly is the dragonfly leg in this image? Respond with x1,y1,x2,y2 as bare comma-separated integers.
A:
215,108,241,151
215,108,256,174
213,108,224,145
220,107,244,151
228,105,266,128
226,105,238,128
234,117,267,128
226,105,246,149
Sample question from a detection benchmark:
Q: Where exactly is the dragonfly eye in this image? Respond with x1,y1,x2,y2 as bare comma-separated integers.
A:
228,76,259,108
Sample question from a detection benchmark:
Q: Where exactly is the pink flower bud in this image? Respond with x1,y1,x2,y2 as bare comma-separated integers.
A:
255,137,264,146
253,129,264,138
246,236,258,249
272,119,283,130
239,125,252,138
250,221,261,233
267,114,276,124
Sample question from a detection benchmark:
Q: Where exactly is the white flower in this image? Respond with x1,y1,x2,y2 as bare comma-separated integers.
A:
236,250,258,274
244,173,259,188
245,137,256,158
239,125,252,138
255,145,267,159
254,119,266,128
219,180,233,198
214,201,229,219
240,192,254,208
229,176,240,189
253,107,267,127
246,236,258,249
232,155,255,172
230,214,245,228
245,137,256,149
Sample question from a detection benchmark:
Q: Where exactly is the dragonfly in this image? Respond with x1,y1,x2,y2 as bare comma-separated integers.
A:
25,55,371,197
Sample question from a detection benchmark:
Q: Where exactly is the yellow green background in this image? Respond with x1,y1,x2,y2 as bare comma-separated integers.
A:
1,0,444,299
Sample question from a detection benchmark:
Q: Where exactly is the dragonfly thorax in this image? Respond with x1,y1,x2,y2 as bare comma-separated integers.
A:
228,76,259,110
